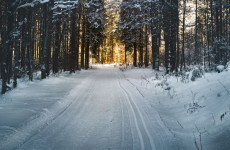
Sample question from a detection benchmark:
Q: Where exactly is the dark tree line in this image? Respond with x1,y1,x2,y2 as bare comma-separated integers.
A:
118,0,230,73
1,0,230,94
0,0,105,94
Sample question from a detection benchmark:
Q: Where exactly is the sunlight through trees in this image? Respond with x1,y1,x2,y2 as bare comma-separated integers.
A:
0,0,230,94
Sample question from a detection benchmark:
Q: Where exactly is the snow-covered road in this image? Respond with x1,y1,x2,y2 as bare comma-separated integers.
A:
1,65,230,150
16,66,175,150
0,66,177,150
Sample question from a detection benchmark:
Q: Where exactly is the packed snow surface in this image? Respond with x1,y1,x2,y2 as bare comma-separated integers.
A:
0,64,230,150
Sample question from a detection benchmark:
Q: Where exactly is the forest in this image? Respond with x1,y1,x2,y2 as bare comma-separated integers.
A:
0,0,230,94
1,1,230,149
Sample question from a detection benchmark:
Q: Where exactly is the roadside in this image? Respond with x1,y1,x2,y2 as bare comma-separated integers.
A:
122,65,230,150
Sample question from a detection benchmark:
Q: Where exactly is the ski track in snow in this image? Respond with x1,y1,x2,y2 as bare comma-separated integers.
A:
1,65,229,150
0,66,182,150
117,72,156,150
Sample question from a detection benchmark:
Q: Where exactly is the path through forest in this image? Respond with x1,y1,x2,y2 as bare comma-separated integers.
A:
0,65,181,150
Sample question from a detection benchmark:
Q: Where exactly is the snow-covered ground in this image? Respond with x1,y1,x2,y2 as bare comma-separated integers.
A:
0,64,229,150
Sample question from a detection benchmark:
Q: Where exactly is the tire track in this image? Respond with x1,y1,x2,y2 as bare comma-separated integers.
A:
117,73,156,150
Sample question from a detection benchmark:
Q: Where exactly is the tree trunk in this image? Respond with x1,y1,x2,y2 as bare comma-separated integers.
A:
53,19,61,73
85,20,90,70
133,40,137,67
41,3,49,79
14,9,21,88
81,6,86,69
27,8,33,81
144,24,148,67
181,0,186,70
195,0,199,65
76,3,82,70
139,28,143,67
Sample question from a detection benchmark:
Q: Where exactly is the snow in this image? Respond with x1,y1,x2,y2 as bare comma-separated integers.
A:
217,65,225,73
122,66,230,149
0,64,230,149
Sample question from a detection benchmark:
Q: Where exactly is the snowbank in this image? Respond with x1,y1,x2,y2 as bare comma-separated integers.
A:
122,66,230,149
216,65,225,73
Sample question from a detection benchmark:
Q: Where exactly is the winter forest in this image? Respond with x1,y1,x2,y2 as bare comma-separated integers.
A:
0,0,230,150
